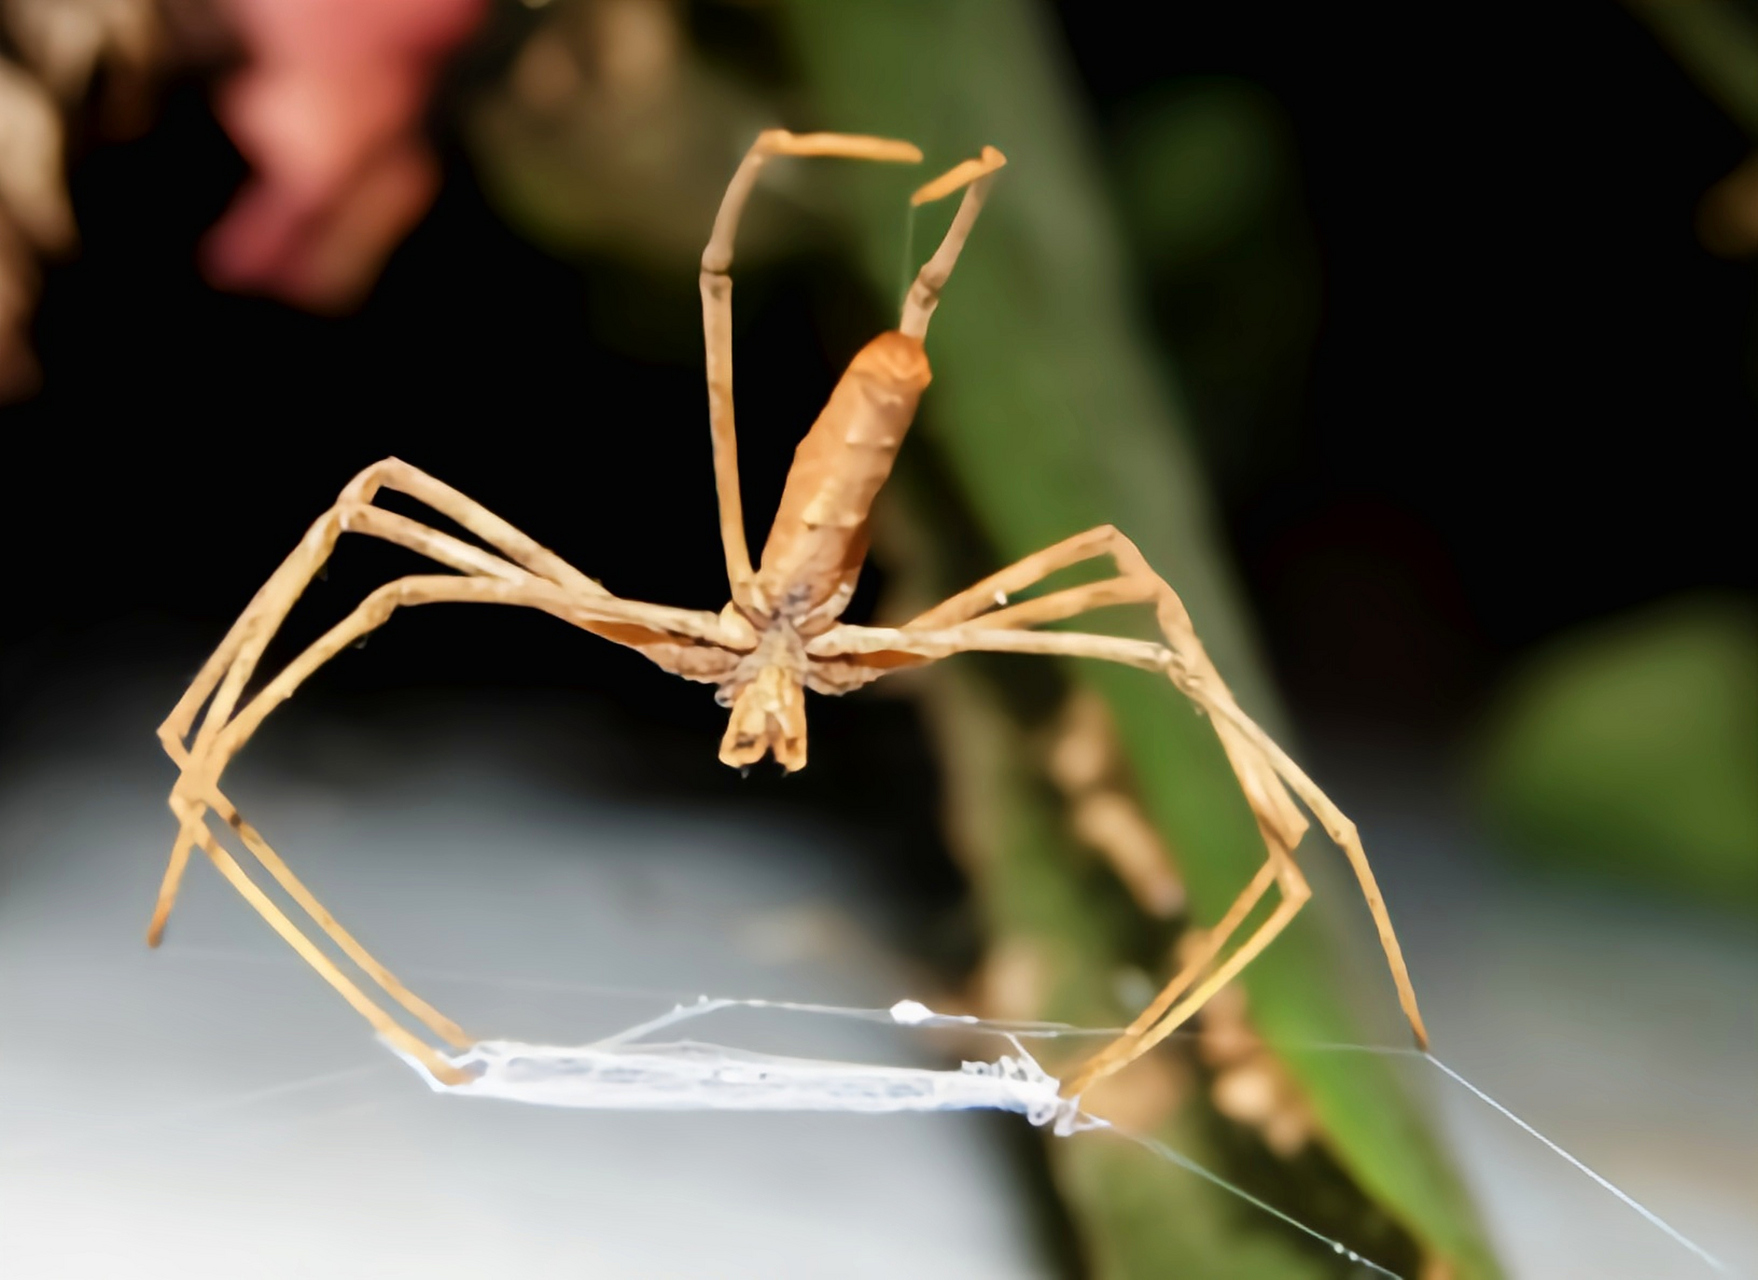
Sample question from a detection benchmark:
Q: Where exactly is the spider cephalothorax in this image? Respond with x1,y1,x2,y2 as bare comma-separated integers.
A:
714,327,933,771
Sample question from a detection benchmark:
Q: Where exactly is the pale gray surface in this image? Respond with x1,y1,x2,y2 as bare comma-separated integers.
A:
0,746,1053,1280
1,712,1753,1279
1336,754,1758,1280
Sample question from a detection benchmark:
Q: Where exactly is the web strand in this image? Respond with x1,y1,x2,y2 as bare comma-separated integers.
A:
1420,1052,1734,1277
1102,1125,1404,1278
152,948,1735,1275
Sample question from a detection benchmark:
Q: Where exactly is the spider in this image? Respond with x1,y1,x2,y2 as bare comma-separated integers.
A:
148,130,1428,1099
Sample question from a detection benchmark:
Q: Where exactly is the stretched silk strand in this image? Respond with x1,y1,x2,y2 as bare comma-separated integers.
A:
390,995,1404,1274
148,950,1729,1278
376,992,1734,1278
1106,1127,1403,1279
1421,1052,1734,1277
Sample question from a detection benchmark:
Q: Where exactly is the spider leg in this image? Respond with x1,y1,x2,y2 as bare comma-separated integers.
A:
152,466,738,1064
899,146,1007,341
163,456,616,759
151,505,517,953
701,130,924,610
810,525,1427,1095
159,460,734,936
174,770,473,1053
175,799,468,1083
902,524,1127,629
164,578,566,1048
160,574,723,1059
341,456,611,597
817,616,1314,1087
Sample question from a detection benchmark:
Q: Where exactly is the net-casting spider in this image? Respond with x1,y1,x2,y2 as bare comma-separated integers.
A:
149,131,1428,1098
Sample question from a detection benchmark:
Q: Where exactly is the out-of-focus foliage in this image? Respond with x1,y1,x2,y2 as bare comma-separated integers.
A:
917,667,1374,1278
1110,78,1319,494
1625,0,1758,136
1475,594,1758,911
467,0,773,269
1625,0,1758,256
1115,80,1291,270
0,0,159,398
881,477,1431,1278
779,1,1499,1274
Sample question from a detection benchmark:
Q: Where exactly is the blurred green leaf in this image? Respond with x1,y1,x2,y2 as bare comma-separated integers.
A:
915,651,1353,1279
778,0,1500,1274
1476,594,1758,909
466,0,775,269
1623,0,1758,257
1111,79,1321,491
1624,0,1758,139
1113,78,1290,272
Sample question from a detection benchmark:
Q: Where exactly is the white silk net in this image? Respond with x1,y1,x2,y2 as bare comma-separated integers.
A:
379,989,1736,1280
394,998,1088,1135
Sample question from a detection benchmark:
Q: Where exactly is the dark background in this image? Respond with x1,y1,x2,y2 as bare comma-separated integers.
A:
0,9,1751,1273
3,0,1750,776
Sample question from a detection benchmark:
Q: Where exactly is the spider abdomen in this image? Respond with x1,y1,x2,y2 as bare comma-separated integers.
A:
755,330,930,623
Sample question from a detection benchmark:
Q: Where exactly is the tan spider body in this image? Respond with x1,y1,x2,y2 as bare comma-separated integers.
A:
150,131,1427,1098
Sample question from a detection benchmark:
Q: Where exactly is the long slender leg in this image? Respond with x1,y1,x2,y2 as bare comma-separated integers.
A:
701,130,924,610
812,622,1170,671
1066,870,1312,1097
1177,678,1429,1052
164,456,601,755
899,146,1007,340
155,461,732,944
829,618,1316,1083
159,576,567,1045
161,512,513,768
204,578,717,769
825,620,1347,1094
182,808,468,1084
153,511,478,940
1073,685,1327,1071
961,576,1155,632
815,526,1429,1083
159,573,731,1064
903,525,1123,629
1122,859,1279,1036
177,780,471,1049
159,572,719,932
150,464,737,1066
342,457,610,598
177,572,712,805
150,502,460,946
151,572,711,948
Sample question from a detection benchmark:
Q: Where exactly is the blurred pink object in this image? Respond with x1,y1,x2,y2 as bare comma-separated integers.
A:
202,0,488,312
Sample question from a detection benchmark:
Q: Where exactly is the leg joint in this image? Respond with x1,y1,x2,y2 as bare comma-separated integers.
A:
339,456,409,506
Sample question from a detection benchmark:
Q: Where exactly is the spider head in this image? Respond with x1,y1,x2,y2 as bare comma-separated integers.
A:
717,664,808,773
